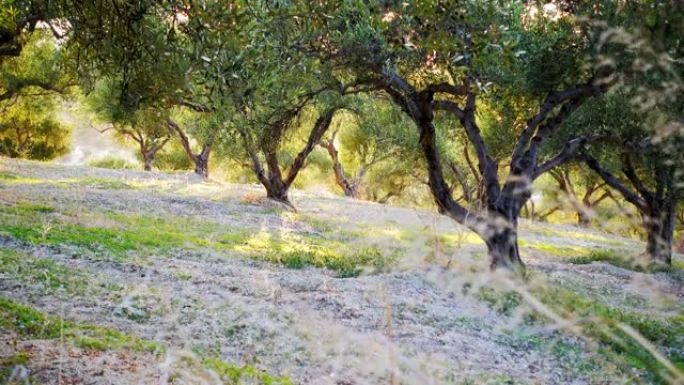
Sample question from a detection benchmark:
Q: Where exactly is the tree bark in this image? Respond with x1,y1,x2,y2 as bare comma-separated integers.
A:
321,132,363,198
372,69,611,270
240,107,339,207
583,154,678,265
194,145,211,178
143,151,155,171
485,224,524,270
195,154,209,178
645,201,675,265
167,119,212,178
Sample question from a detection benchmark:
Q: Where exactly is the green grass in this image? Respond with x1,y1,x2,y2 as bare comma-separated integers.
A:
1,223,138,260
0,351,32,384
0,297,161,353
0,171,39,184
111,213,390,276
568,249,642,270
534,287,684,384
57,177,135,190
548,339,601,375
475,287,523,316
203,358,293,385
566,249,681,273
522,224,628,246
232,231,395,277
519,239,592,257
0,248,90,294
0,202,396,275
12,203,55,213
86,156,138,170
0,298,290,384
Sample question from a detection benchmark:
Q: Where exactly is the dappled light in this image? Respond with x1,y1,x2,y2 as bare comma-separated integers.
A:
0,1,683,385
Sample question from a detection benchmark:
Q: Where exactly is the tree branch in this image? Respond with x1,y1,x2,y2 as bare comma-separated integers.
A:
432,100,465,120
167,118,198,163
284,106,338,187
581,154,647,211
511,74,615,169
622,153,654,202
532,135,607,179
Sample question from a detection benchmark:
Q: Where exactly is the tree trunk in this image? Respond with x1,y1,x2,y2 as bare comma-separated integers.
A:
265,179,290,204
485,226,523,270
577,211,592,227
645,202,675,265
260,146,290,204
194,145,211,178
415,116,525,270
322,138,356,197
195,155,209,178
142,150,155,171
166,119,213,178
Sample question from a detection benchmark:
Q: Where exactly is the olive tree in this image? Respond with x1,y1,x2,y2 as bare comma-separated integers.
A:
305,1,619,269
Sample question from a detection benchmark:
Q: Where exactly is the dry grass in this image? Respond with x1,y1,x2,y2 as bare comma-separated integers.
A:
0,157,682,385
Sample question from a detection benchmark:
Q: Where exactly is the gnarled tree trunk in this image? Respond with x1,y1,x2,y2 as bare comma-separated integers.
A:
244,106,340,206
644,201,675,265
372,68,610,270
485,225,523,270
193,145,211,178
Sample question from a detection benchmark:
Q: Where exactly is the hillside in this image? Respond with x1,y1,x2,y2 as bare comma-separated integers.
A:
0,158,682,385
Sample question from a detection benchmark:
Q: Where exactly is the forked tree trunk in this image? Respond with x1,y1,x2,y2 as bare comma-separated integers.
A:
245,107,340,207
415,117,525,269
378,71,609,270
583,154,678,266
265,182,290,203
322,137,357,197
193,146,211,178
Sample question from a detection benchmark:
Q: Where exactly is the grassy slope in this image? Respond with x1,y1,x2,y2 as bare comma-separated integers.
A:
0,158,682,384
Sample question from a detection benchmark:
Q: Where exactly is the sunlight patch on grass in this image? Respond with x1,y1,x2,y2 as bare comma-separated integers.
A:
521,223,628,246
232,230,394,277
56,176,135,190
0,201,398,275
519,240,591,257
